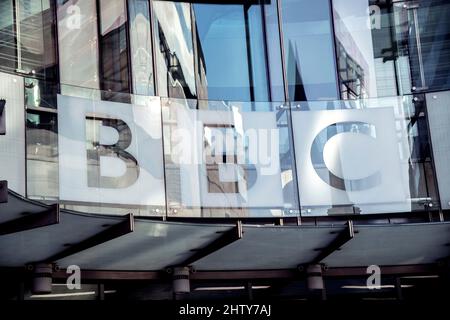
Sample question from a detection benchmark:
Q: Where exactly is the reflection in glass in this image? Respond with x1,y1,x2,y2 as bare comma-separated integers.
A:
333,0,450,99
128,0,155,97
292,95,438,216
333,0,411,99
281,0,339,101
153,0,196,99
16,0,57,79
402,0,450,92
0,0,57,79
98,0,131,103
0,0,16,73
25,78,58,109
162,98,298,217
26,110,58,199
153,0,272,102
193,2,269,101
57,0,101,96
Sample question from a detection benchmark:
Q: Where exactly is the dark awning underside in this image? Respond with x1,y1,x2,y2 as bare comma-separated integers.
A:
1,190,449,273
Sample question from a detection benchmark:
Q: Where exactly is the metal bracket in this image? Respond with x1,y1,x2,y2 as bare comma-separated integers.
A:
0,204,60,236
43,213,134,263
311,221,355,264
174,220,243,268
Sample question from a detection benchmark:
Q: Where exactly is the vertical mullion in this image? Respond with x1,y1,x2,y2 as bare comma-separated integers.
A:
260,3,272,103
148,0,159,96
276,0,302,217
328,0,342,100
125,0,134,96
275,0,289,102
95,0,103,95
149,0,169,220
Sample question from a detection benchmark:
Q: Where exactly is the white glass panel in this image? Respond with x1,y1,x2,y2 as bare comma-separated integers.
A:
292,97,414,215
163,98,296,217
427,91,450,210
0,72,25,195
57,94,165,207
57,0,100,93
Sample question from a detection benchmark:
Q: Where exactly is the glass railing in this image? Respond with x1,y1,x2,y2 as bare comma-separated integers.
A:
1,76,446,218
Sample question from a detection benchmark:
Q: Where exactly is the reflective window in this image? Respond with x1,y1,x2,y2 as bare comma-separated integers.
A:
0,0,16,73
153,0,273,102
25,78,58,109
153,0,196,99
264,0,285,101
98,0,131,103
128,0,155,97
333,0,450,99
281,0,339,101
333,0,412,99
26,109,58,199
403,0,450,92
193,2,270,101
0,0,57,80
57,0,101,96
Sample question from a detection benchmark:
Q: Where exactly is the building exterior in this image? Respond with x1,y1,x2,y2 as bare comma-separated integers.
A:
0,0,449,300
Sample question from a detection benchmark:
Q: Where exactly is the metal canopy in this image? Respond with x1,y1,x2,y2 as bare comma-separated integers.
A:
0,190,51,223
0,204,59,236
0,211,127,267
323,223,450,267
193,225,346,270
56,219,234,271
0,189,449,273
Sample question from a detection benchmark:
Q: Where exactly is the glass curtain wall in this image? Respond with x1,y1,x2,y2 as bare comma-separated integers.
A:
280,0,339,101
152,0,276,102
128,0,155,99
98,0,131,102
12,0,447,218
332,0,450,99
0,0,57,80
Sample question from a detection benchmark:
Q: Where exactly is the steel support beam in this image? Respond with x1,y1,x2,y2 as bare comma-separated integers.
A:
47,264,443,282
27,264,439,282
311,221,354,264
0,204,59,236
43,213,134,263
0,180,7,203
0,99,5,135
174,221,243,268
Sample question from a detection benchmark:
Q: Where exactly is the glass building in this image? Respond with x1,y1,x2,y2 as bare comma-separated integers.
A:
0,0,449,301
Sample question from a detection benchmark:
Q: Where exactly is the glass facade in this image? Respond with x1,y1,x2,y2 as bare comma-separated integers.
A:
0,0,449,218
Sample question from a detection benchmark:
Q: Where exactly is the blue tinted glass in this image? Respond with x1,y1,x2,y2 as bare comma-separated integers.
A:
281,0,339,101
414,0,450,91
193,3,270,102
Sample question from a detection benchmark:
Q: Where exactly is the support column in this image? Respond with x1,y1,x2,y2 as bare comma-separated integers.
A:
246,282,253,301
31,263,53,294
306,264,325,300
97,283,105,301
173,267,190,300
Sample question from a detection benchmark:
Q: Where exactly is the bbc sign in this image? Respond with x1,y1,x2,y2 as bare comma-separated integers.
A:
57,95,411,214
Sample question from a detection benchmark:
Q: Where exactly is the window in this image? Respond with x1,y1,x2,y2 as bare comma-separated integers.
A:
281,0,339,101
153,0,272,102
0,0,57,80
98,0,131,103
